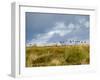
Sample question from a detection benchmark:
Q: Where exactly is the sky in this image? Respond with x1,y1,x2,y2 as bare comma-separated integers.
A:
26,12,89,45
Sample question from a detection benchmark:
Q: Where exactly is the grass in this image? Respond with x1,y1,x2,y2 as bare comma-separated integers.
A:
26,44,90,67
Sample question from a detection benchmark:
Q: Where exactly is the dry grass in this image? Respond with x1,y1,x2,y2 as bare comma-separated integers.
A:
26,44,90,67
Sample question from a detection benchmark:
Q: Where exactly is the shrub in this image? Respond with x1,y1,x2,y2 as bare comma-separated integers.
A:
64,46,87,65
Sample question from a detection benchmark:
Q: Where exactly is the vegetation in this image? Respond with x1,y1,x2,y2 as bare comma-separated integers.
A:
26,44,90,67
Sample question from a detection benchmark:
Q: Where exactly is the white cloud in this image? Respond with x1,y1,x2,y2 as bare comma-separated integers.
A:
78,18,89,28
84,21,89,28
79,18,86,24
52,22,68,36
29,32,53,44
54,22,66,30
68,23,75,29
52,22,75,36
28,22,79,44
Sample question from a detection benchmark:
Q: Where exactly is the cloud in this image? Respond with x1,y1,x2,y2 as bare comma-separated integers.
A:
78,17,89,28
29,32,53,44
26,13,89,45
68,23,75,29
84,21,89,28
27,22,78,44
51,22,73,36
79,18,86,24
27,22,67,44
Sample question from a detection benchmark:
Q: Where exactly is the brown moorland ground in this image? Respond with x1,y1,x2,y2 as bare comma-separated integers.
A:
26,44,90,67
